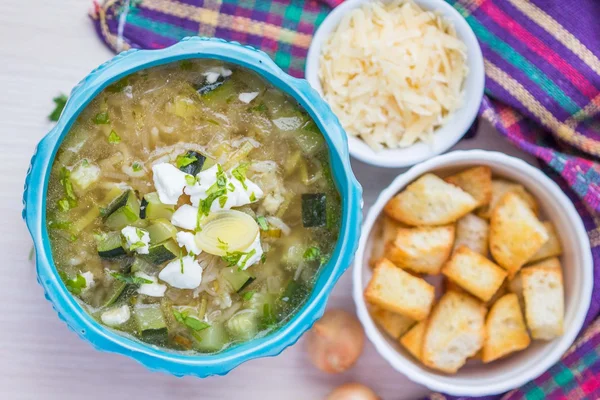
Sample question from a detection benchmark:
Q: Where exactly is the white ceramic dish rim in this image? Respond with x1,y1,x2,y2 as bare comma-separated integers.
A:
352,150,593,396
305,0,486,168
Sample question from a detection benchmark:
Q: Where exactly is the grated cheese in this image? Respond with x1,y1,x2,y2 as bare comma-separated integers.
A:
319,0,468,151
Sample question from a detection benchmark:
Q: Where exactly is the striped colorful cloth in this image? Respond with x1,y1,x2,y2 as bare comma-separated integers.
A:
90,0,600,398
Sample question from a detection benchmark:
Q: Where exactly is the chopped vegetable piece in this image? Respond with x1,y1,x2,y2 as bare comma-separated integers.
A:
301,193,327,227
193,322,229,352
257,216,269,231
108,130,121,144
141,239,179,265
96,231,127,258
49,94,68,122
221,267,255,292
103,190,140,230
140,192,174,220
60,272,87,295
176,150,206,175
146,219,178,244
226,309,259,340
134,304,167,344
93,111,110,124
110,271,153,286
173,309,210,331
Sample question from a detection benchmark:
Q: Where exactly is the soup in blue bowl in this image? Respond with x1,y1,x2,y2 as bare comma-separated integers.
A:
22,37,362,377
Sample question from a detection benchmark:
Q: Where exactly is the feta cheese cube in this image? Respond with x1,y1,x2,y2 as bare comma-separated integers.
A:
121,226,150,254
238,92,259,104
101,305,131,327
152,162,188,205
176,231,202,255
135,272,167,297
158,256,203,289
171,204,199,231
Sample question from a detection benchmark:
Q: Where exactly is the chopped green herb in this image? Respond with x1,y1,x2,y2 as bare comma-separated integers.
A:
222,248,256,270
132,162,142,172
206,119,220,126
93,111,110,124
106,78,130,93
218,195,227,208
242,290,255,301
257,216,269,231
48,219,72,231
249,192,256,202
49,93,68,122
129,241,146,251
260,253,267,264
110,272,152,286
60,272,87,295
228,182,235,192
198,187,227,217
59,167,77,209
250,102,267,113
185,175,196,186
180,249,185,274
57,198,71,212
303,246,321,261
172,309,210,331
81,159,89,167
216,164,227,188
231,163,249,190
176,153,198,169
108,130,121,144
262,303,277,328
217,238,228,251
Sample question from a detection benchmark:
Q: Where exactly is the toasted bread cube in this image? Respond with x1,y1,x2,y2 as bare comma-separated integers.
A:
400,320,427,361
442,246,507,302
486,281,508,306
453,213,489,256
490,192,549,277
369,217,404,268
528,222,562,263
444,277,467,295
422,291,486,373
445,166,492,208
510,258,561,311
477,180,539,219
384,225,455,274
483,293,531,363
364,259,435,321
370,305,415,339
522,265,564,340
384,174,478,226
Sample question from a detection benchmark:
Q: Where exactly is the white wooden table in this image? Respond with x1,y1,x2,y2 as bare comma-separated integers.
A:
0,1,536,399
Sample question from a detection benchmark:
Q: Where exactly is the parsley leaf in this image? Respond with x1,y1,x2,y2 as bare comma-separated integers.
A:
242,290,255,301
218,195,227,208
60,272,87,295
128,241,146,251
108,130,121,144
132,162,142,172
172,309,210,331
176,153,197,169
257,216,269,231
180,249,185,274
49,94,68,122
216,164,227,188
106,77,130,93
249,192,256,202
303,246,321,261
93,111,110,124
110,272,152,286
250,102,267,113
57,198,70,212
222,248,256,270
59,167,77,209
231,163,249,190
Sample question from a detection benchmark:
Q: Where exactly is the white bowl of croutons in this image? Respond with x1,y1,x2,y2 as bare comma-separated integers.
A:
352,150,593,396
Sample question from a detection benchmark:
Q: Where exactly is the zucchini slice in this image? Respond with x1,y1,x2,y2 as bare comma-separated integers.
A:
221,267,255,293
96,231,127,259
301,193,327,227
141,239,179,265
146,219,178,244
193,322,229,353
134,304,168,344
140,192,175,220
177,150,206,176
103,190,140,230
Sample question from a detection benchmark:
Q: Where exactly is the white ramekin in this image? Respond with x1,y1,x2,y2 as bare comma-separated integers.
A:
352,150,593,396
306,0,485,168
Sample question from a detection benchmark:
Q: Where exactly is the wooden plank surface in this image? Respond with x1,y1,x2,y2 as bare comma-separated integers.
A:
0,1,536,399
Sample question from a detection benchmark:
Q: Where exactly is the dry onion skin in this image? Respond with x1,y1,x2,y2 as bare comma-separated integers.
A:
326,383,380,400
305,309,365,373
319,0,468,151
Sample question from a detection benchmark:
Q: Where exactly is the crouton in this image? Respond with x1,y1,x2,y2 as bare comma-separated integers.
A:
370,305,415,339
453,213,489,256
442,246,507,302
364,259,435,321
528,222,562,263
477,180,539,219
522,265,564,340
369,217,404,268
422,291,486,373
384,174,478,226
400,320,427,361
444,277,467,295
482,293,531,363
384,225,455,274
510,258,561,311
490,192,549,277
445,166,492,208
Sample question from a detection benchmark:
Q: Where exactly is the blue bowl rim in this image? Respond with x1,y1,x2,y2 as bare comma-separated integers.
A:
22,37,363,377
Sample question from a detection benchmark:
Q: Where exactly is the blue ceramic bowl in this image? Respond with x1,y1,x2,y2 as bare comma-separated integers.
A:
22,37,362,377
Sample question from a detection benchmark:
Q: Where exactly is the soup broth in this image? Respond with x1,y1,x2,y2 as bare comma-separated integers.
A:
46,60,341,353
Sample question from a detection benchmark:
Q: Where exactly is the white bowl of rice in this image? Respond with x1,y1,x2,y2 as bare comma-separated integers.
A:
306,0,485,168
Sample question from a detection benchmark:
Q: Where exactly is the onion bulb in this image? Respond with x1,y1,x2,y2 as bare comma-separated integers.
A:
305,309,365,373
326,383,380,400
194,210,258,256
